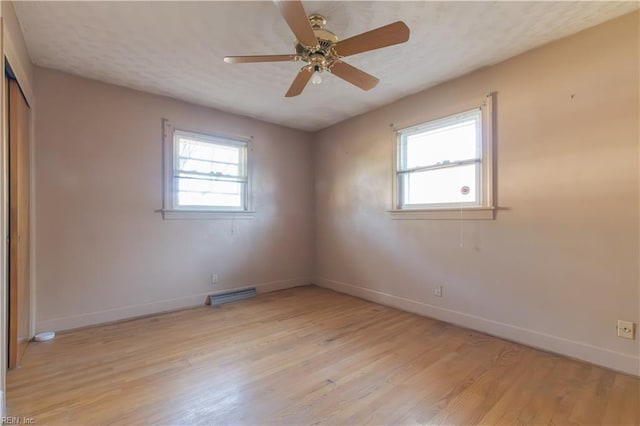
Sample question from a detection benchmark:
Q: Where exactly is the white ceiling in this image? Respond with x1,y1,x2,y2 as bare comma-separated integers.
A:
14,1,638,131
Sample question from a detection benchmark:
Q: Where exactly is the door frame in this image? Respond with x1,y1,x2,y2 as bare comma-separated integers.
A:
0,12,36,416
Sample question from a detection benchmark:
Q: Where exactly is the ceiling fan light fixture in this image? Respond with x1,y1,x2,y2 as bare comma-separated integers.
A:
311,72,322,85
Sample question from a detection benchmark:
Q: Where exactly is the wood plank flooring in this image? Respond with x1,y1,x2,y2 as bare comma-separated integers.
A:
7,285,639,425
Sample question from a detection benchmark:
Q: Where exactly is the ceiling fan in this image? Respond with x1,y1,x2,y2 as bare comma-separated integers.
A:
224,0,410,97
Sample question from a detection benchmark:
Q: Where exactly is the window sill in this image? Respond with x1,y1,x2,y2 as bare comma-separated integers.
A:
161,209,256,220
388,207,495,220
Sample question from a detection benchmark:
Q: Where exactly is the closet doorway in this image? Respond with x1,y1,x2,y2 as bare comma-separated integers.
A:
7,75,31,369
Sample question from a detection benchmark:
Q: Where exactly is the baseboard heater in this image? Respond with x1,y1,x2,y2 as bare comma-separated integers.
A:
208,287,257,306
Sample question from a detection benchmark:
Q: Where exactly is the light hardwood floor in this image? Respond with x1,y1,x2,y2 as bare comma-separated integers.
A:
7,286,639,425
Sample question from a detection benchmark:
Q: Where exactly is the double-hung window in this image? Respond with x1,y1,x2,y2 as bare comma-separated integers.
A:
393,95,494,219
163,124,252,219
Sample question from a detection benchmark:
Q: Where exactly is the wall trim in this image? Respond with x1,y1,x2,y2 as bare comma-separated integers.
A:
0,19,8,420
36,277,311,332
2,3,34,106
314,277,640,376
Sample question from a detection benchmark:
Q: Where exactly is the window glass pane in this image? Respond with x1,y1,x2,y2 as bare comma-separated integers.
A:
212,145,240,164
402,116,479,169
176,177,243,208
177,177,241,194
178,139,217,161
402,164,479,206
178,158,239,176
177,137,242,176
177,192,242,208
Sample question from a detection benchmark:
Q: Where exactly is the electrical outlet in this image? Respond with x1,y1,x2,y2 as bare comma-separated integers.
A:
617,320,635,339
434,285,442,297
211,274,219,285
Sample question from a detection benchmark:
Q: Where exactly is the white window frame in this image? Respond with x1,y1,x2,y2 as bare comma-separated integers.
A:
162,120,254,220
390,93,495,220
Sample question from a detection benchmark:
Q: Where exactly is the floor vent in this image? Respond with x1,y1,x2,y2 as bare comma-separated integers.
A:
209,288,257,306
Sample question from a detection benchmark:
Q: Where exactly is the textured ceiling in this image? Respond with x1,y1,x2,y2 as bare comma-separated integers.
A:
14,1,638,131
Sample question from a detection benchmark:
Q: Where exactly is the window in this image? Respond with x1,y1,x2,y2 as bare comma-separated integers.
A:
163,122,252,219
393,95,494,219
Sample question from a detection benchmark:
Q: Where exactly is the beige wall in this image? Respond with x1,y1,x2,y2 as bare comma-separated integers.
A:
34,68,315,331
313,12,639,375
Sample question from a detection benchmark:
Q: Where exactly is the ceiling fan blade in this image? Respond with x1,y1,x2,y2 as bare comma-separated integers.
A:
334,21,410,57
285,66,313,97
273,0,318,48
224,55,297,64
330,61,379,91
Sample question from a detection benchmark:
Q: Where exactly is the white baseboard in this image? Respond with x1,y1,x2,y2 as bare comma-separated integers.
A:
36,278,310,332
314,277,640,376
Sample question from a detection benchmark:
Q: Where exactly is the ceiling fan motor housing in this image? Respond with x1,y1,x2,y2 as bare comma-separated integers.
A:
294,14,339,72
